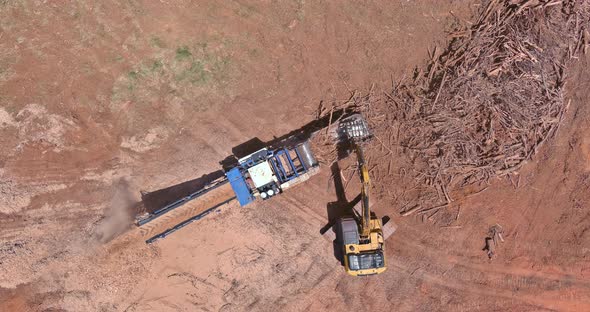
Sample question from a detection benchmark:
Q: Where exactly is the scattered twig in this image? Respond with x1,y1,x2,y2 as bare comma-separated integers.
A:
431,70,447,109
417,203,448,215
440,225,462,229
401,204,421,217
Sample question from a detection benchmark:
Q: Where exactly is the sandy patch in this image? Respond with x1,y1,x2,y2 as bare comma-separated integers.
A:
12,104,78,153
0,107,17,128
120,126,168,153
0,179,68,214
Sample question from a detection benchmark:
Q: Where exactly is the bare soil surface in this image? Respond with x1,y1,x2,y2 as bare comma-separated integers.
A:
1,1,589,311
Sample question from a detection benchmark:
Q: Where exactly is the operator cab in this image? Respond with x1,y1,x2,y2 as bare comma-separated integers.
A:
335,217,386,276
347,252,385,273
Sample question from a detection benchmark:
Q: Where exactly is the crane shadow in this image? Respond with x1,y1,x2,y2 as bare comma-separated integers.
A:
219,108,355,170
320,162,361,265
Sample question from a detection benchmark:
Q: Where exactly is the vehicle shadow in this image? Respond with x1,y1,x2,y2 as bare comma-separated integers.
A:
320,162,360,265
136,170,226,217
138,108,355,218
219,108,354,170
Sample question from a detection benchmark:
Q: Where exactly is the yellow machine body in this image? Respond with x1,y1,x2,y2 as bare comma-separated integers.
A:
342,217,386,276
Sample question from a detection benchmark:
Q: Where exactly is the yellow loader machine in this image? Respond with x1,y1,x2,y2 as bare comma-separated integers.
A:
334,114,394,276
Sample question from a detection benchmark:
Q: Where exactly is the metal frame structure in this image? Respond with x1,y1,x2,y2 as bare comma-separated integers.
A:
228,141,317,207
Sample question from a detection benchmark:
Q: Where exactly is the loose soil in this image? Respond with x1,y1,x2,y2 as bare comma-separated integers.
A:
0,1,589,311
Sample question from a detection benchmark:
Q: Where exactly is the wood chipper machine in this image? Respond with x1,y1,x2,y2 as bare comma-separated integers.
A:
136,140,320,243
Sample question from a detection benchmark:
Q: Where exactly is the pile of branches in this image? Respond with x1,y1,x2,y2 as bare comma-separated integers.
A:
377,0,589,209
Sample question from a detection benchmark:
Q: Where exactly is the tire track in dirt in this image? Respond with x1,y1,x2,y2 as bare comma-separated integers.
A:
0,198,106,237
266,165,590,311
389,257,590,312
389,226,590,311
135,194,340,311
393,231,590,289
230,185,346,311
4,148,117,183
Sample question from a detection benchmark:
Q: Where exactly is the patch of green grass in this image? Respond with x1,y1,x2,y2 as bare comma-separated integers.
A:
175,46,192,60
80,62,94,75
123,59,164,90
248,48,259,58
176,61,208,84
172,43,232,85
111,39,235,108
0,98,19,115
222,38,235,49
151,59,163,72
97,24,107,37
211,55,230,73
234,4,256,18
128,70,139,80
0,64,15,83
127,71,138,90
296,0,305,21
150,36,165,48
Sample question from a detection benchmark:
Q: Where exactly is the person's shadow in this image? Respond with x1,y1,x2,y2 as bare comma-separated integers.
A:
320,162,361,264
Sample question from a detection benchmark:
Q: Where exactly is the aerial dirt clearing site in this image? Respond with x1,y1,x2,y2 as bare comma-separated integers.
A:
1,0,590,311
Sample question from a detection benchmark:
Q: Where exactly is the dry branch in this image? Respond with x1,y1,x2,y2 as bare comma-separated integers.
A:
375,0,587,218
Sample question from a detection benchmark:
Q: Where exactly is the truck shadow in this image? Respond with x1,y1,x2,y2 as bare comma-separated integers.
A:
137,170,226,216
138,108,354,219
220,108,353,170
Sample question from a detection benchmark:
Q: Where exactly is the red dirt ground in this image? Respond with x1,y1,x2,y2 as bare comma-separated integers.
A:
1,1,589,311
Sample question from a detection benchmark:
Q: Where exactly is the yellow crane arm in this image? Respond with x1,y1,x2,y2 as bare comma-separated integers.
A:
356,144,371,238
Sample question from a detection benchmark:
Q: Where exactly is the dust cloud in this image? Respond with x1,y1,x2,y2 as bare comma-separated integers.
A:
92,178,137,244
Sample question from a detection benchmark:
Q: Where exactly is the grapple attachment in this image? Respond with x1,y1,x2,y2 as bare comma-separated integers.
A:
338,114,372,143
